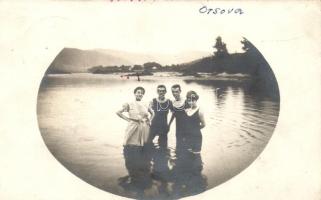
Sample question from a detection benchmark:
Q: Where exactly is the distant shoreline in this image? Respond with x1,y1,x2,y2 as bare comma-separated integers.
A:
46,71,251,81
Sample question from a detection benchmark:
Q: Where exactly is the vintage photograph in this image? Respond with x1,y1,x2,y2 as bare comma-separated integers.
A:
37,36,280,199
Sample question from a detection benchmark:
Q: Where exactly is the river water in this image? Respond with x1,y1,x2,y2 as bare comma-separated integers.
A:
37,72,279,199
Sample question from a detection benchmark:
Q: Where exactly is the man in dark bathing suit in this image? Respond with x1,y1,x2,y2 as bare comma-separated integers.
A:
168,84,188,150
149,85,173,148
147,85,173,184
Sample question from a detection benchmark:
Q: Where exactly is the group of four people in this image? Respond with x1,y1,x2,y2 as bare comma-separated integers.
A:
116,84,206,192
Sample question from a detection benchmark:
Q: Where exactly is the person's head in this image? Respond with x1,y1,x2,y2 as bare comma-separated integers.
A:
134,86,145,101
171,84,181,100
186,90,199,107
157,85,167,99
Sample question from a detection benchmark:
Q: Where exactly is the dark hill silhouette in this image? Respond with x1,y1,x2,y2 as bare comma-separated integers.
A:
46,48,209,74
94,48,210,66
46,48,132,74
180,53,257,74
240,38,279,100
178,37,279,100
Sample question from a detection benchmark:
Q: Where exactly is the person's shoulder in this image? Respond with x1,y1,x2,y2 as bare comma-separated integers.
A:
122,102,130,110
198,106,205,116
149,98,155,104
141,100,150,107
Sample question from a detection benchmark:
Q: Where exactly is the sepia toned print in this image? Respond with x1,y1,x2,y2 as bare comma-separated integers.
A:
37,37,280,199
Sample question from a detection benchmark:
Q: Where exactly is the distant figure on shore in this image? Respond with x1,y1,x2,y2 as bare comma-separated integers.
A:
215,87,222,97
116,86,154,192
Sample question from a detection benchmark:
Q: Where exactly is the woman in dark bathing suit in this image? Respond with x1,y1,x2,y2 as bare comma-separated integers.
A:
184,90,206,153
171,90,207,197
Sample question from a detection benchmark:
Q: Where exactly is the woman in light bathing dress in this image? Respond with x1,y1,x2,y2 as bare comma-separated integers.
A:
116,86,154,189
184,90,206,153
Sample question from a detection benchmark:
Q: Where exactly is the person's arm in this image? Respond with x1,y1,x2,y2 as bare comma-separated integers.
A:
199,107,206,129
148,106,154,126
167,100,175,126
116,103,140,123
168,112,175,127
148,100,153,110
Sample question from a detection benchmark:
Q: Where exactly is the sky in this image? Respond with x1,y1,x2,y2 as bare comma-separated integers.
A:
1,0,309,60
2,1,248,56
59,2,245,54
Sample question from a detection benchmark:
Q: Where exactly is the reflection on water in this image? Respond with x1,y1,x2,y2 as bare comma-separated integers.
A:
117,143,207,199
37,73,279,199
170,147,207,199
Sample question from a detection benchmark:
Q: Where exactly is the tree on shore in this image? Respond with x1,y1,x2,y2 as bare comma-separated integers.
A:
213,36,229,58
143,62,162,71
240,37,253,53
